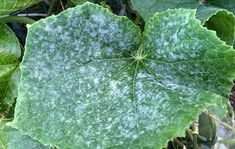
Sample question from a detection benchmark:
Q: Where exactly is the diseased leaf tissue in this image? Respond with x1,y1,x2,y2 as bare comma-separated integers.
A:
11,2,235,149
0,0,235,148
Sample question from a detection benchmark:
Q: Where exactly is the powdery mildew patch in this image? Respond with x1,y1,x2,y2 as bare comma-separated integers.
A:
13,3,235,149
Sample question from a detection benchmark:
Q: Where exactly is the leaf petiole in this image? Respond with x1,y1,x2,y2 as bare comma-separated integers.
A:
0,16,36,24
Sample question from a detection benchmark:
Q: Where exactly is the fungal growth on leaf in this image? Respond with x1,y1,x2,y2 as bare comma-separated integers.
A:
13,2,235,149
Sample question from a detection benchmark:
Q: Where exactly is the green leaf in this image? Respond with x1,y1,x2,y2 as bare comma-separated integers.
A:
207,0,235,15
196,5,235,45
0,121,50,149
13,3,235,149
0,0,42,16
130,0,198,21
0,23,21,118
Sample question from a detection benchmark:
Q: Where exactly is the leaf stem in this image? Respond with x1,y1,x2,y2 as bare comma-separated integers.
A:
207,113,235,133
48,0,58,16
17,13,48,17
135,13,140,24
231,110,235,129
59,0,65,11
0,16,35,24
135,43,145,60
124,0,132,19
191,123,200,149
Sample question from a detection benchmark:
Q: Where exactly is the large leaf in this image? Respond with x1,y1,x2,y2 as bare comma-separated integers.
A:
0,0,42,16
13,3,235,149
0,120,50,149
0,23,21,118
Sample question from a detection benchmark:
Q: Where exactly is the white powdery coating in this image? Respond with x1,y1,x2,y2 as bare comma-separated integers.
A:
134,69,219,146
145,9,206,62
143,8,234,96
14,5,235,149
35,60,137,148
136,8,234,147
21,5,140,87
15,3,142,149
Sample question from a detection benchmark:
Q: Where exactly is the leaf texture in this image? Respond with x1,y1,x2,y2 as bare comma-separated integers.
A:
196,5,235,45
130,0,235,21
130,0,198,21
13,3,235,149
0,23,20,118
0,121,50,149
0,0,42,16
207,0,235,15
131,0,235,46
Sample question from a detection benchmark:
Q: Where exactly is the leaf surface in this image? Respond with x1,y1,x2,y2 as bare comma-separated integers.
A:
13,3,235,149
207,0,235,15
131,0,235,46
130,0,198,21
0,0,42,16
0,23,20,118
196,5,235,45
0,121,50,149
